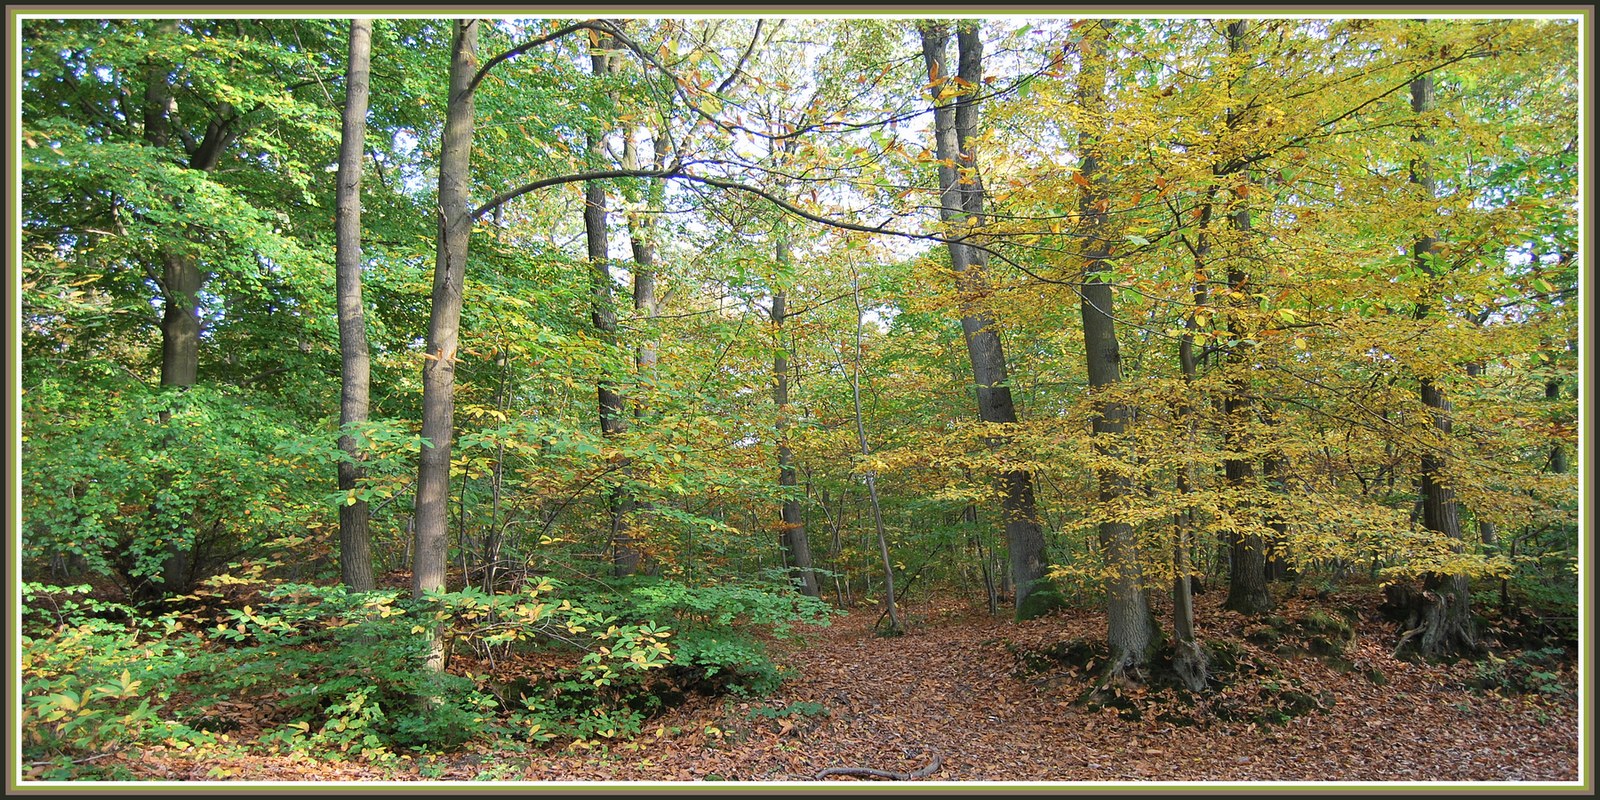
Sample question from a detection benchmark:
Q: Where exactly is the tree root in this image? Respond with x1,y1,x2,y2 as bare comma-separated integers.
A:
816,753,942,780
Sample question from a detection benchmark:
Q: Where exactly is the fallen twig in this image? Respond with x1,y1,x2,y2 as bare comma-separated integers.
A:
816,753,942,781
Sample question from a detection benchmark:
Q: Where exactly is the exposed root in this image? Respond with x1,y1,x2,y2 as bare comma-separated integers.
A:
1173,638,1210,692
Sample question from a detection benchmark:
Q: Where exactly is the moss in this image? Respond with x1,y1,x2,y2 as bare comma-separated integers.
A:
1365,667,1389,686
1299,610,1355,640
1016,588,1068,621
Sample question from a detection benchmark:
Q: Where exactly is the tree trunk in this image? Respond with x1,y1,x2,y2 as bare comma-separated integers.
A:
414,22,478,659
336,18,376,592
1075,20,1156,679
585,36,639,578
1261,451,1294,583
1172,202,1212,691
623,125,663,576
1395,71,1476,660
848,272,901,635
772,250,819,597
142,21,236,598
1219,20,1275,617
918,20,1047,614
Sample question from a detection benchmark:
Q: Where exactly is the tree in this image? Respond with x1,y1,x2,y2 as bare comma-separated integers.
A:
335,18,377,592
1074,19,1160,682
773,234,821,597
1215,20,1275,617
414,19,478,644
918,19,1049,615
1391,71,1478,660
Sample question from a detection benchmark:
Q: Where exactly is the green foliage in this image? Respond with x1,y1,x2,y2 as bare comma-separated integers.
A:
22,383,333,595
581,578,835,696
19,584,197,777
1470,647,1570,698
175,571,672,755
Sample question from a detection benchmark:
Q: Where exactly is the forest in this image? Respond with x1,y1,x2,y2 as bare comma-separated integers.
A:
13,13,1584,786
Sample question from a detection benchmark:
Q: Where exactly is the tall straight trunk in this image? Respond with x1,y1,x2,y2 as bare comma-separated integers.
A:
336,18,377,592
623,127,662,575
1172,194,1215,691
1396,71,1476,659
918,20,1047,614
1075,20,1156,678
772,242,819,596
1219,20,1274,616
1259,404,1295,583
585,37,638,578
848,273,901,635
414,21,478,644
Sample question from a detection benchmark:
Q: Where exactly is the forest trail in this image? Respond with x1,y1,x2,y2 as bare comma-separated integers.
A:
130,589,1579,784
533,592,1579,783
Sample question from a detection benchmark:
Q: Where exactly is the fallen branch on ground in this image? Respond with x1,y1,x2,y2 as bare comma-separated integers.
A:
816,753,942,780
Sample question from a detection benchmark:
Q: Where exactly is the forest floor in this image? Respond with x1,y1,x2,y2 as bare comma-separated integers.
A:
116,586,1580,786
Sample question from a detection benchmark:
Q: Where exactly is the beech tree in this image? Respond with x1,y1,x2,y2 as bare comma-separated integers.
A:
335,18,377,592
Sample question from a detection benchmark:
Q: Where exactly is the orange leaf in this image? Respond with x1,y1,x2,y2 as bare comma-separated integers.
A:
1071,172,1090,188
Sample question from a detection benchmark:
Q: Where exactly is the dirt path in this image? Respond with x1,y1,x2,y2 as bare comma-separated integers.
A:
510,593,1579,783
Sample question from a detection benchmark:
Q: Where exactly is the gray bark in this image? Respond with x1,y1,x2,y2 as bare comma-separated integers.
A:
772,245,819,597
336,18,376,592
414,20,478,634
1219,20,1274,617
142,21,233,596
1400,70,1476,659
1173,198,1212,691
918,20,1047,614
585,37,639,578
1075,20,1156,678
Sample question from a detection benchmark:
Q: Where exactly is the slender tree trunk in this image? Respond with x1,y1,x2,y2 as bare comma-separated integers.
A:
623,126,664,576
918,20,1047,614
847,272,901,635
1219,20,1274,617
414,22,478,664
1172,198,1213,691
336,18,377,592
584,36,638,578
1074,20,1156,679
772,257,819,596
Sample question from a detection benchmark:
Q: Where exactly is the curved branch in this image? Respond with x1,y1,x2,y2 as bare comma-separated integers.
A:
467,20,594,98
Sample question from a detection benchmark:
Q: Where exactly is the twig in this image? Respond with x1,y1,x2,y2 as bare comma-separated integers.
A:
29,750,119,768
816,753,942,781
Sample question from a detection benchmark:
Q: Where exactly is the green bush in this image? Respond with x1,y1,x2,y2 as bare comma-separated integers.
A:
176,571,672,755
21,383,332,598
580,578,835,697
19,584,197,778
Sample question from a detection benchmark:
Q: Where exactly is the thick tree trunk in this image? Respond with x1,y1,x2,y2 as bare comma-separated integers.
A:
1395,72,1476,660
772,248,819,596
142,23,233,597
919,21,1047,614
1219,20,1275,617
336,18,376,592
1076,20,1156,678
414,21,478,646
